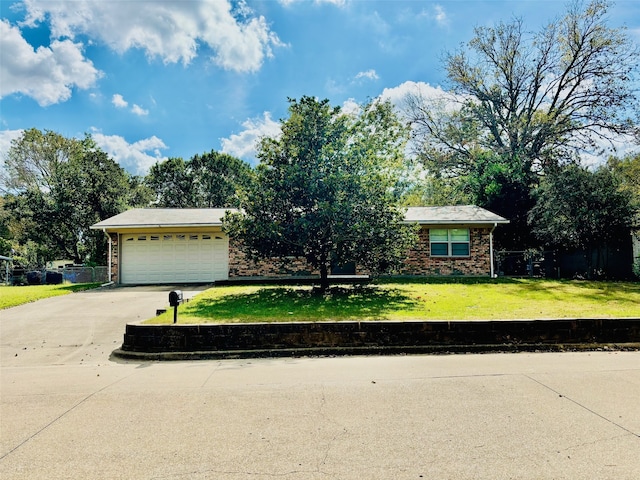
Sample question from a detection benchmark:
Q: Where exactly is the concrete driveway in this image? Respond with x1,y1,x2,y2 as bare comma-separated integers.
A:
0,285,209,367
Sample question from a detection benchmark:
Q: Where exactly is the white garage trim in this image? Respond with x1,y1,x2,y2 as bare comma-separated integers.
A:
120,232,229,284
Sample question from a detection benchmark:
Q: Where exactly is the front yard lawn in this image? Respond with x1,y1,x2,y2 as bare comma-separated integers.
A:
147,278,640,324
0,283,102,309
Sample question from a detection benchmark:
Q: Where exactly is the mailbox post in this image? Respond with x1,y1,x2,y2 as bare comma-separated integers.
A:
169,290,183,324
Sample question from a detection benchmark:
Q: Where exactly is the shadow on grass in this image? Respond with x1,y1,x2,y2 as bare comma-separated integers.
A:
504,279,640,306
184,285,420,322
376,276,522,285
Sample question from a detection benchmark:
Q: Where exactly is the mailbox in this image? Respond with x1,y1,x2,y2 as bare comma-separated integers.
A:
169,290,183,324
169,290,183,307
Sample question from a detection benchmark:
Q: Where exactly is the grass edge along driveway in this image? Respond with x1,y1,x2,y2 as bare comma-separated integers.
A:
0,283,102,309
148,278,640,324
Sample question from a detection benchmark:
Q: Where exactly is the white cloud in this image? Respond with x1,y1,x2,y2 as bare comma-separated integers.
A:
0,129,24,159
417,4,449,27
341,98,361,116
131,104,149,117
279,0,346,7
220,112,281,162
111,94,149,116
354,69,379,81
433,5,448,27
112,94,128,108
21,0,283,72
91,132,168,175
379,81,458,114
0,19,101,106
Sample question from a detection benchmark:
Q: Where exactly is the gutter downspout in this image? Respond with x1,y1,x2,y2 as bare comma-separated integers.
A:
489,223,496,278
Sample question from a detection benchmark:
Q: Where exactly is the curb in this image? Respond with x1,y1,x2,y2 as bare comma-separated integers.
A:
111,343,640,361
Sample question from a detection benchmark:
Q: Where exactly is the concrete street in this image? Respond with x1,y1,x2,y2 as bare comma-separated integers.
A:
1,286,639,479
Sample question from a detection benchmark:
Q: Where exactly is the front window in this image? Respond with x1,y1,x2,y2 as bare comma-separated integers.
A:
430,228,470,257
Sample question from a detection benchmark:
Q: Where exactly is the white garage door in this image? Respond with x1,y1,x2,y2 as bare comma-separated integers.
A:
120,232,229,284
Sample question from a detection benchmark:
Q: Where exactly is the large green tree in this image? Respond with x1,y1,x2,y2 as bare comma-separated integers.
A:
225,96,417,291
528,164,635,276
1,129,143,265
608,152,640,209
608,152,640,277
145,151,253,208
189,151,254,208
145,157,193,208
0,197,12,257
405,0,639,249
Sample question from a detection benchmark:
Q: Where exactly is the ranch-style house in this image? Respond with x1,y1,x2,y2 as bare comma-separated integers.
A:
91,205,508,285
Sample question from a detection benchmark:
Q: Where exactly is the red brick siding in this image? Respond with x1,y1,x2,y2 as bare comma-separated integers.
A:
228,227,492,278
401,226,492,276
109,232,119,283
228,239,319,277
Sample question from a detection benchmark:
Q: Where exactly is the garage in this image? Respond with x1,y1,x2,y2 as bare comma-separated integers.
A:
91,208,232,285
120,232,229,284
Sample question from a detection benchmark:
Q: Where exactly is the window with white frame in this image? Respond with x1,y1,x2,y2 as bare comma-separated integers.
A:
429,228,470,257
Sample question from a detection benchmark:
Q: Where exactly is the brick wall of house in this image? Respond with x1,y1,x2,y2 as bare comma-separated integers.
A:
109,232,119,283
400,226,492,276
109,226,493,283
228,239,320,278
228,226,493,278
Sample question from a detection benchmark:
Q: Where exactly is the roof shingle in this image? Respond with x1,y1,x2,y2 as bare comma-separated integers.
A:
91,205,508,230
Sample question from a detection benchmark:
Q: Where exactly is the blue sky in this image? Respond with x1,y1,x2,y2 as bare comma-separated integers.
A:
1,0,639,175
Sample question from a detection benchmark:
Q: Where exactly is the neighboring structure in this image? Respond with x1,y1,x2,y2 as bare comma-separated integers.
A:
91,206,508,285
46,259,75,269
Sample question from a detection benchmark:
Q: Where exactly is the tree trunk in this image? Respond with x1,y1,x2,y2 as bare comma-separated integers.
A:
319,264,330,292
585,247,593,280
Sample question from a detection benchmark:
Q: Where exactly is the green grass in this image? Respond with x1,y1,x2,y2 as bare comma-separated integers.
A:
0,283,102,309
147,278,640,324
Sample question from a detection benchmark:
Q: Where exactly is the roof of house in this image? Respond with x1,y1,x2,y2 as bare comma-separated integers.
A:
404,205,509,225
91,205,508,230
91,208,230,229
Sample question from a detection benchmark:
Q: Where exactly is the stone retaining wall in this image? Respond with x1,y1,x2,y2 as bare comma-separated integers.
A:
120,319,640,356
